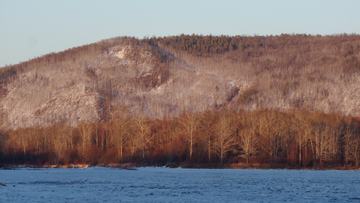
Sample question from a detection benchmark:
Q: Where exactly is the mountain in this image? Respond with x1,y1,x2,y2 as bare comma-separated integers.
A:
1,34,360,129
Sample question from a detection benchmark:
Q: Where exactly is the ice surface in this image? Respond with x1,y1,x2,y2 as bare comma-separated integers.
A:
1,167,360,202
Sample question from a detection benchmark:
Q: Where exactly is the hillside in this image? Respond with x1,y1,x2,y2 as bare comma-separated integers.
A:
1,34,360,129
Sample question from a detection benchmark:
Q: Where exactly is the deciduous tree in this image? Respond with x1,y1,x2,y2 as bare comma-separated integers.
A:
179,111,200,161
214,112,236,164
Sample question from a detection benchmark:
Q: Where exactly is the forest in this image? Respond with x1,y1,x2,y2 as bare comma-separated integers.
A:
2,33,360,81
0,34,360,168
0,108,359,169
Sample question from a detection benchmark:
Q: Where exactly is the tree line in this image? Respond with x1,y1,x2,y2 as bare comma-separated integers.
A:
147,33,360,58
0,108,359,168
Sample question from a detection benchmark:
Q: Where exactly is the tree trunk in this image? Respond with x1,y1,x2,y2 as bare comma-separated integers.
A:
120,138,123,161
208,141,211,163
220,151,223,164
190,133,193,162
299,142,302,166
142,145,145,159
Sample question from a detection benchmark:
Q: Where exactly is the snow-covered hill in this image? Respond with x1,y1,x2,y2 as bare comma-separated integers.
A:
1,35,360,129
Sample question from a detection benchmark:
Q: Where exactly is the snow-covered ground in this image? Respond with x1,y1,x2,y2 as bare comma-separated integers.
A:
1,167,360,202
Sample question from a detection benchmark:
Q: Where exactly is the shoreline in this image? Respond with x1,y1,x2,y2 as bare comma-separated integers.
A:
1,163,359,171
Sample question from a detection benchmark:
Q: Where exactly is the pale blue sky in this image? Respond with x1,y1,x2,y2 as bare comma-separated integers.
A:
1,0,359,67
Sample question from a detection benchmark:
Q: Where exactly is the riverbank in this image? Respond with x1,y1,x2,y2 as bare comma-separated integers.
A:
1,163,359,171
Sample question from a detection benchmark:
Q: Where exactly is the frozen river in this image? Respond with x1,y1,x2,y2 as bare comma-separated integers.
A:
1,167,360,202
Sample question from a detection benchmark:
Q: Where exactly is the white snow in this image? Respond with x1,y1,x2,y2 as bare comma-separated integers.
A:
0,167,360,202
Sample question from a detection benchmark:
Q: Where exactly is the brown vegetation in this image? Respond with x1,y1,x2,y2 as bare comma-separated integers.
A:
1,34,360,168
1,108,359,169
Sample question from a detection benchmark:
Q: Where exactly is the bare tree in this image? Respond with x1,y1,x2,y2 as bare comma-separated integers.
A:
179,111,200,161
78,121,93,156
238,112,259,164
290,110,312,165
354,137,360,168
342,118,358,166
199,110,217,162
325,115,344,163
311,120,329,164
110,106,134,161
134,115,152,158
259,110,287,158
214,112,236,164
53,124,68,164
14,129,28,160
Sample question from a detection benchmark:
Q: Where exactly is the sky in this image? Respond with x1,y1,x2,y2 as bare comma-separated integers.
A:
1,0,360,67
